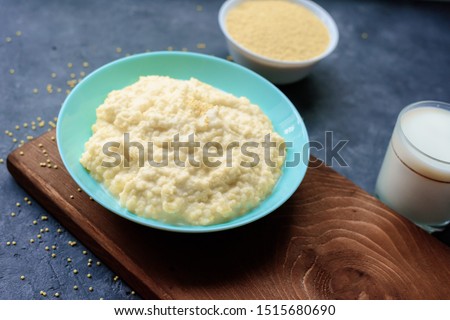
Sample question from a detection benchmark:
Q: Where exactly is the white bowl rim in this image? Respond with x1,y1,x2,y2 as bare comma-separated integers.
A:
218,0,339,66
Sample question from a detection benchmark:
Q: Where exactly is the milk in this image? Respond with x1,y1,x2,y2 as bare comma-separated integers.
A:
375,101,450,229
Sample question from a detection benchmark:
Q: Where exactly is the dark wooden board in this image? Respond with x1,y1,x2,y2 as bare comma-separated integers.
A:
7,130,450,299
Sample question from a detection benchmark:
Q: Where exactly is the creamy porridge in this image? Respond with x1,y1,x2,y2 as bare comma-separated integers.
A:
80,76,285,225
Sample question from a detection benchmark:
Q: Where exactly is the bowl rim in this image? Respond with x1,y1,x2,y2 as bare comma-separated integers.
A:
57,51,309,233
218,0,339,66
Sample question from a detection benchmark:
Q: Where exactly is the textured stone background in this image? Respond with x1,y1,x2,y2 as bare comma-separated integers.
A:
0,0,449,299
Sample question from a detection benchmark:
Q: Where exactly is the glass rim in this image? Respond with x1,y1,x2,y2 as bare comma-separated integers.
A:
397,100,450,166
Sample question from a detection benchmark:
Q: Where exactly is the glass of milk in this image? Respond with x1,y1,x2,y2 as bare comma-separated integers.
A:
375,101,450,232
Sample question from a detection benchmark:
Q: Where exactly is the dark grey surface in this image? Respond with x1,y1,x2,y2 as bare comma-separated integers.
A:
0,0,449,300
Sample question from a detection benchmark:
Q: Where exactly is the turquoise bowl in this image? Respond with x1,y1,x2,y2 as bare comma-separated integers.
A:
57,52,309,233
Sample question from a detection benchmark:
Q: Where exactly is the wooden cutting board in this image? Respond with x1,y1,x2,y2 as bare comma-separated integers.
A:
7,130,450,299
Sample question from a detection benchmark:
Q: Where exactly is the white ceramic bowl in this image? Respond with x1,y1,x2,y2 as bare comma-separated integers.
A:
218,0,339,84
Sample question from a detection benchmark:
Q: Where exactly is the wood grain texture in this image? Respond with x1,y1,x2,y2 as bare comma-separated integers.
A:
7,130,450,299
